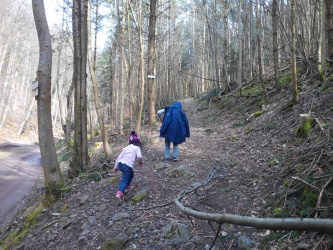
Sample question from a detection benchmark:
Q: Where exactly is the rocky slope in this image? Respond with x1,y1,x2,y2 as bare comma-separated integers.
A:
1,77,333,250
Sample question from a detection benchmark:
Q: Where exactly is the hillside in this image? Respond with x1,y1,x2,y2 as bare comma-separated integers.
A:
1,76,333,249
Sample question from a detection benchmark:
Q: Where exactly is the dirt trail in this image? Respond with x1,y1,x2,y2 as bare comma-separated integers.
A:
0,144,42,230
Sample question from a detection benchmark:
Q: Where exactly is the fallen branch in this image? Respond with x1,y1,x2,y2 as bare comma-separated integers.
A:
315,177,333,218
174,199,333,233
291,176,321,192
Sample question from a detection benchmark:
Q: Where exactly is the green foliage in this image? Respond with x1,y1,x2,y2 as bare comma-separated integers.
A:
263,122,276,132
123,120,131,130
109,176,118,184
260,231,285,245
54,138,66,150
232,120,250,128
321,81,333,92
244,128,254,135
322,123,331,129
300,187,317,217
197,105,209,111
254,110,264,116
1,206,43,249
95,128,101,136
281,102,294,112
44,181,65,205
279,72,292,87
273,207,289,218
68,137,74,146
283,179,292,188
259,100,265,107
198,88,224,104
59,204,69,213
58,151,71,163
238,83,263,96
218,98,234,109
290,231,300,239
87,172,103,182
59,182,72,193
296,117,314,139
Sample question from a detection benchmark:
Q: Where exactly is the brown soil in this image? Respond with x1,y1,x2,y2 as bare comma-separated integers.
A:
1,86,333,249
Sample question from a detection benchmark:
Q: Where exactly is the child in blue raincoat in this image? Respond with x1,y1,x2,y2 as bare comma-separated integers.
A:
157,101,190,162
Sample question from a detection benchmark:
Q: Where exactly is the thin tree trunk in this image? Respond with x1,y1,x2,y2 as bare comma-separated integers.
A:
291,0,299,104
32,0,63,201
71,0,89,176
326,0,333,66
237,0,242,88
87,0,111,156
129,1,144,132
18,98,36,136
147,0,157,125
318,0,326,81
272,0,280,91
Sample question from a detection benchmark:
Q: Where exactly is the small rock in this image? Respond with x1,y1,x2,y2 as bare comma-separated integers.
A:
297,242,312,250
88,216,97,226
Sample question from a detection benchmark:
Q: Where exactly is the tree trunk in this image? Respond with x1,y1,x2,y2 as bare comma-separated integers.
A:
32,0,64,202
18,98,36,136
70,0,89,177
129,1,145,132
291,0,299,104
87,0,111,156
237,0,242,88
326,0,333,67
147,0,157,125
272,0,280,91
318,0,326,81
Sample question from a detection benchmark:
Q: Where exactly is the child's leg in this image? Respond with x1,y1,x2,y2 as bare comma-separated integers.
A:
164,139,171,160
172,143,179,160
117,163,134,196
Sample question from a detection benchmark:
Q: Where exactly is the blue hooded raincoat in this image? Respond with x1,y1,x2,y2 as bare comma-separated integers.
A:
160,101,190,144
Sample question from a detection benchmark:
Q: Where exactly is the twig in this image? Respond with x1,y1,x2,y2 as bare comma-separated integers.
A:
131,200,174,211
227,239,235,250
314,118,324,131
312,234,326,250
315,177,333,218
291,177,321,192
209,223,222,250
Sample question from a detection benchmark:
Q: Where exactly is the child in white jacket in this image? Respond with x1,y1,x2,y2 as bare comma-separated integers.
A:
114,131,143,205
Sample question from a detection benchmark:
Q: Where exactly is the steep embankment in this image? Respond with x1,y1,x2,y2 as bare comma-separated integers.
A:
1,79,333,249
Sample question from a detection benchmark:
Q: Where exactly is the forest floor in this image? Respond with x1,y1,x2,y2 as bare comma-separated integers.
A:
1,77,333,250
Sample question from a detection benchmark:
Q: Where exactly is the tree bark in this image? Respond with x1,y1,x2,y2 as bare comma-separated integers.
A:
147,0,157,125
32,0,64,202
291,0,299,104
175,199,333,233
326,0,333,66
70,0,89,176
87,0,111,156
272,0,280,91
318,0,326,81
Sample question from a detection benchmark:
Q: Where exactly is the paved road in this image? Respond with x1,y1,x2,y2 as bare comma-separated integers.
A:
0,143,42,229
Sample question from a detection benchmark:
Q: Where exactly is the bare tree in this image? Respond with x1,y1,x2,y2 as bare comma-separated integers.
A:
326,0,333,67
272,0,280,91
318,0,326,81
70,0,89,176
32,0,64,201
291,0,298,104
147,0,158,125
87,0,111,156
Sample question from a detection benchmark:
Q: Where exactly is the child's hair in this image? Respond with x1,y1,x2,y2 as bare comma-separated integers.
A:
129,131,141,146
